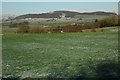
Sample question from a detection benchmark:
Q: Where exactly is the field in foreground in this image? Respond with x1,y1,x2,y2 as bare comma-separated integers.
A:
2,31,119,79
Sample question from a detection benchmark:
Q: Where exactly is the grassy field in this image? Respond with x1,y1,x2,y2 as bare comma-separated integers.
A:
2,31,119,79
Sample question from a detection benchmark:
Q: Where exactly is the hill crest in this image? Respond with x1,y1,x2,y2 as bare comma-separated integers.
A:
14,10,117,19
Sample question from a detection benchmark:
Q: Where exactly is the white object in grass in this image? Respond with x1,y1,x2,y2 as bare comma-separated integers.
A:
61,30,63,33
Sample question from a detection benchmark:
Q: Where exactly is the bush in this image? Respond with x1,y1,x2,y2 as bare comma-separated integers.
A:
95,19,98,22
91,28,96,32
50,28,61,33
29,26,47,33
97,15,118,28
83,15,118,29
100,29,105,32
83,23,94,29
64,24,83,32
118,18,120,26
9,23,18,28
17,22,29,33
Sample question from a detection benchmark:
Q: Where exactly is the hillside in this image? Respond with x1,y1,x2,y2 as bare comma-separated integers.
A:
14,10,116,19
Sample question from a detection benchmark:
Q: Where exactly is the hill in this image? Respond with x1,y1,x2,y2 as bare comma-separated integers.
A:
14,10,116,19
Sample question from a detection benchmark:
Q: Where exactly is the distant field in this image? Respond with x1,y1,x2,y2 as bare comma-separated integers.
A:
74,14,110,19
2,31,118,79
2,14,111,28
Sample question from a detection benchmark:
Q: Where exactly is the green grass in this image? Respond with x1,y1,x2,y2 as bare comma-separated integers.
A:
2,31,118,79
83,26,118,32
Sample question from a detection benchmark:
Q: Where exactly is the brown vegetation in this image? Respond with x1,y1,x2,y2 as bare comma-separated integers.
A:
17,22,29,33
14,15,118,33
29,26,47,33
95,15,118,28
64,24,83,32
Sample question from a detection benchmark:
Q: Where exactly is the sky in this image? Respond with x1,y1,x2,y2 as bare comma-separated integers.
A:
1,2,118,15
1,0,120,2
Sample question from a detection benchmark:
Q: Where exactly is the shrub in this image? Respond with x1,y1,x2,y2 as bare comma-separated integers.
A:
95,19,98,22
9,23,18,28
94,22,101,28
52,28,61,33
17,21,29,33
118,18,120,26
91,28,96,32
76,24,83,32
29,26,47,33
64,24,83,32
83,23,94,29
98,15,118,28
100,29,105,32
64,24,73,32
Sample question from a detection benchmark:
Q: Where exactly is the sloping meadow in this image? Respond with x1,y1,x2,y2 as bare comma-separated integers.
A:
2,32,119,79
